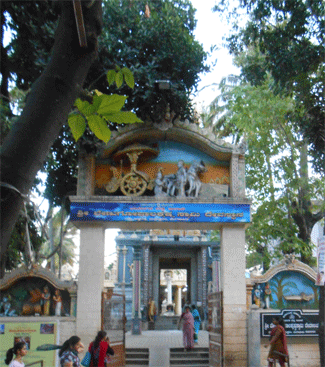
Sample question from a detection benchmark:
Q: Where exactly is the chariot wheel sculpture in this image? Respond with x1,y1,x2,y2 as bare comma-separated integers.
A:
120,172,147,196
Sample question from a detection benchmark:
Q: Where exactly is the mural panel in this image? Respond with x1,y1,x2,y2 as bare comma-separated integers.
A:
0,277,71,317
252,271,319,310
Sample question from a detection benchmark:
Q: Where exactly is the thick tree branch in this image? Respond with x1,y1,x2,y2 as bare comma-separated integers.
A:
0,0,102,277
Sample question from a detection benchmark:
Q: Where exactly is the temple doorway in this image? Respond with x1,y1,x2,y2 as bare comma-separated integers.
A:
159,268,188,316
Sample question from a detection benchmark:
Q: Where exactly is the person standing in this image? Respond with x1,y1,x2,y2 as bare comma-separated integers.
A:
148,298,157,322
178,306,195,351
59,336,84,367
267,317,288,367
88,330,114,367
191,305,201,344
5,342,28,367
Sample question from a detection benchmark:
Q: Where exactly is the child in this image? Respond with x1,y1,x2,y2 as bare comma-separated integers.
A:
5,341,28,367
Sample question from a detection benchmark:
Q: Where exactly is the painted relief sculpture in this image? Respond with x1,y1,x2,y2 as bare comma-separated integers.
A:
154,160,206,198
105,144,158,197
41,286,51,315
53,289,62,316
0,296,17,316
154,168,168,197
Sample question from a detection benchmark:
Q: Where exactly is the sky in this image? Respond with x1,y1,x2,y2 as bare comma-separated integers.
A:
190,0,240,109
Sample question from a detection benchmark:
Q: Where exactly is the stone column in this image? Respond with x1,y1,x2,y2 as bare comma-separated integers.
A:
247,305,260,367
201,246,208,308
165,270,173,304
132,244,142,335
121,246,128,295
143,244,150,304
210,245,221,293
230,153,239,198
77,154,95,196
76,225,105,346
176,286,182,315
220,225,247,366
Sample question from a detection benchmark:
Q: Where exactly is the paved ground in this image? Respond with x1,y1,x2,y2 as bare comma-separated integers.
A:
126,329,209,367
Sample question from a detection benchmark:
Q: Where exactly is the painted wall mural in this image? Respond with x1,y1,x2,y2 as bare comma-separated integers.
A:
252,271,319,310
95,141,230,197
0,277,71,317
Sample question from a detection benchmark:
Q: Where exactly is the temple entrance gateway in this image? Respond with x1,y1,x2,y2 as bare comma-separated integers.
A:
70,119,250,366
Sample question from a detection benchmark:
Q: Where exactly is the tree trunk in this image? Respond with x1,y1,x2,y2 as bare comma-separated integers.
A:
0,0,102,278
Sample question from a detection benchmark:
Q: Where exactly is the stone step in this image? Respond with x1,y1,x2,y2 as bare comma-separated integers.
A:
170,347,209,366
126,348,149,366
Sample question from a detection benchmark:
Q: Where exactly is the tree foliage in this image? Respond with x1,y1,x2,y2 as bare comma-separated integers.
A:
86,0,208,122
203,68,325,268
0,0,207,274
213,0,325,173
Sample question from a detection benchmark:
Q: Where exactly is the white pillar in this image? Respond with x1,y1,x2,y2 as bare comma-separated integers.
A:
121,246,128,295
176,286,182,315
220,225,247,366
165,270,173,304
76,225,105,345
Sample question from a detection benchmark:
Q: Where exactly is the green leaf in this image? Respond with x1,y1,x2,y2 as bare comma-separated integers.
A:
122,67,135,89
68,113,86,141
105,111,143,124
87,115,111,143
106,70,116,86
74,99,96,117
115,70,123,88
97,94,127,115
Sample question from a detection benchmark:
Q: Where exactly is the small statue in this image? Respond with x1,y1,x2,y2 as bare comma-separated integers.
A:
186,160,206,197
41,286,51,316
53,289,62,316
1,296,17,317
253,284,261,308
154,168,168,197
264,282,271,309
165,160,187,197
22,288,42,315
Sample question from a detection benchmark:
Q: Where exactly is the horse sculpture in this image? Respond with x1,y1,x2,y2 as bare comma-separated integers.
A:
186,160,206,197
154,160,206,198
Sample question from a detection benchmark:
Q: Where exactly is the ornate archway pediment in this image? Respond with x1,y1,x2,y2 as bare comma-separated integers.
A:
250,256,317,284
0,265,76,292
104,120,245,161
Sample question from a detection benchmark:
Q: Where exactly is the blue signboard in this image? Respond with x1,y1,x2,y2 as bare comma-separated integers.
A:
70,202,250,223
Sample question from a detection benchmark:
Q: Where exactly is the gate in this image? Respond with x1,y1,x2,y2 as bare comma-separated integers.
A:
102,292,126,367
208,292,223,367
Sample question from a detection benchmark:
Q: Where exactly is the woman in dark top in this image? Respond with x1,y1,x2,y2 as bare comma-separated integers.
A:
88,331,114,367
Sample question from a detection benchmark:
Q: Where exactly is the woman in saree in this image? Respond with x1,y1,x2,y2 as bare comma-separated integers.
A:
267,316,288,367
191,305,201,344
178,306,195,351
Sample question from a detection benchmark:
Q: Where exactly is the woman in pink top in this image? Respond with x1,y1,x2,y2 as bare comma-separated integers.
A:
178,306,195,351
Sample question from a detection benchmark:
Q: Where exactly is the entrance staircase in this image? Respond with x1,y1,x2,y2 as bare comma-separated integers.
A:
125,348,149,366
170,347,209,367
